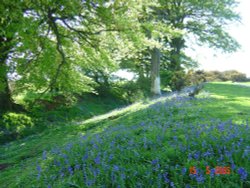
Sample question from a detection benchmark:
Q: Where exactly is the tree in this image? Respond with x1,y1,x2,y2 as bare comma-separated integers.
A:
0,0,150,112
160,0,240,90
121,0,240,96
122,2,180,96
0,0,25,112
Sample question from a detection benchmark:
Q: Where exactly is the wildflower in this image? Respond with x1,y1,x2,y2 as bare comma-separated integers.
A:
86,179,94,187
60,171,65,177
82,153,88,161
42,150,47,160
238,167,248,181
65,143,73,151
108,154,113,162
113,165,119,172
163,172,170,183
243,146,250,158
36,164,42,179
170,182,175,187
68,166,73,176
94,155,101,165
193,152,200,160
203,150,212,158
231,163,236,170
75,164,81,170
182,167,187,175
151,159,160,171
121,173,126,180
196,174,205,183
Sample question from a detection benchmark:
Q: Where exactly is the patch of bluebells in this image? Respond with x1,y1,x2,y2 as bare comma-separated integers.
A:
35,96,250,187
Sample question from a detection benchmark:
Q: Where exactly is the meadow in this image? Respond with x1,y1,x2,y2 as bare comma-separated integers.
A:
0,82,249,188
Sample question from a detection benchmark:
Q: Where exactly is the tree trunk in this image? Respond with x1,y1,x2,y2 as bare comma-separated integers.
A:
0,37,15,112
0,64,14,112
169,37,185,91
150,47,161,96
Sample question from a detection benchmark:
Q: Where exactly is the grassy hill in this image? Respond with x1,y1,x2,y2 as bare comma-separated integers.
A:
0,82,249,187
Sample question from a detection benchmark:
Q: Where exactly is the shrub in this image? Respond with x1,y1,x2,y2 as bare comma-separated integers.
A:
0,112,34,140
204,70,248,82
186,70,206,85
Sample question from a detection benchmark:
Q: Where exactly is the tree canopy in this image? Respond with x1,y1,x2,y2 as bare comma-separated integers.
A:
0,0,241,112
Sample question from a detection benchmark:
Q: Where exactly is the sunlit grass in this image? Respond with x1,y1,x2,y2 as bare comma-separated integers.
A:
0,82,249,187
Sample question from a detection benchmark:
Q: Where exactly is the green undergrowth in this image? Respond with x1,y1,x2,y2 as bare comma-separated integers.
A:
0,82,249,187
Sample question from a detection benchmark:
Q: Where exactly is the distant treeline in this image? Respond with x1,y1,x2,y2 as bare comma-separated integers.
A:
187,70,249,83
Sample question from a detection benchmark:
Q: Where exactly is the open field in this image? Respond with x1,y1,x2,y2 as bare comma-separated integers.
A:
0,82,249,187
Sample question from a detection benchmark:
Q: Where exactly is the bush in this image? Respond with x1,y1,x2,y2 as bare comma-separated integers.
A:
204,70,248,82
0,112,34,140
186,70,206,85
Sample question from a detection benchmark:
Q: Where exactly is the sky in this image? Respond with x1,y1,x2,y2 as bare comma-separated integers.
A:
187,0,250,77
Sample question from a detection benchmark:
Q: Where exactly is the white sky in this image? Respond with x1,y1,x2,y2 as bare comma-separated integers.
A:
187,0,250,77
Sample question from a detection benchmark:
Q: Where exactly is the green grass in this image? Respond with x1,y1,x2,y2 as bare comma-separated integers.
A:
202,82,250,123
0,82,249,187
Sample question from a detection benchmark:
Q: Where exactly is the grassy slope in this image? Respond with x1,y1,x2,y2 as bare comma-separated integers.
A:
201,82,250,123
0,82,249,187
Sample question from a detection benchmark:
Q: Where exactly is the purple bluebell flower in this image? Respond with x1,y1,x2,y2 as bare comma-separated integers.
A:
182,167,187,175
82,153,88,161
94,155,101,165
210,168,215,178
193,152,200,160
121,173,126,180
108,154,113,162
65,143,73,151
203,150,212,158
188,153,192,160
151,159,160,171
60,171,65,177
113,165,119,172
170,182,175,187
238,167,248,180
243,146,250,158
231,163,236,170
75,164,81,170
42,150,47,160
163,172,170,183
68,166,73,176
196,174,205,183
36,164,42,179
86,179,94,187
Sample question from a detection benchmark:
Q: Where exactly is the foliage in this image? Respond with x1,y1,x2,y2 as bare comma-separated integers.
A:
115,80,146,103
223,70,248,82
185,70,206,85
0,112,34,141
1,0,159,112
205,70,248,82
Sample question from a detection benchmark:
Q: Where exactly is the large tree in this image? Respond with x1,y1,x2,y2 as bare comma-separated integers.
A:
127,0,240,95
161,0,240,91
0,0,149,112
